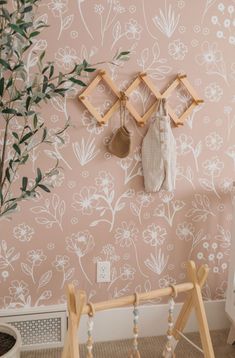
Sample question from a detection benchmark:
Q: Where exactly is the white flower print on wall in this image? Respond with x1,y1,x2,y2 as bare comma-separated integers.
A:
152,2,180,38
52,255,74,288
13,223,34,242
48,0,74,39
204,82,223,102
72,187,99,215
55,46,78,69
176,134,202,172
226,145,235,169
130,191,153,224
31,194,65,231
115,222,148,278
137,42,172,80
196,41,228,84
143,224,167,246
168,39,188,60
0,241,20,271
205,132,223,151
144,249,169,275
211,3,235,46
91,171,134,231
153,191,185,227
186,194,215,222
66,230,94,285
199,156,224,198
176,222,207,259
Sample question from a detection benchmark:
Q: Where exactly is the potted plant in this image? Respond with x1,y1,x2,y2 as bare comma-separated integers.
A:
0,0,129,353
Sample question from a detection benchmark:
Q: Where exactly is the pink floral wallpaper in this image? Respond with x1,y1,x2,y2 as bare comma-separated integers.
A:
0,0,234,310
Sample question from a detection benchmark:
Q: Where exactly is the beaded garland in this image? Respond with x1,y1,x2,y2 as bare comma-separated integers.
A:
86,302,95,358
163,285,177,358
130,293,141,358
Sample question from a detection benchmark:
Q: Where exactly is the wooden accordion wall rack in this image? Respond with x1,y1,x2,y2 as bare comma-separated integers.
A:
78,70,204,127
62,261,215,358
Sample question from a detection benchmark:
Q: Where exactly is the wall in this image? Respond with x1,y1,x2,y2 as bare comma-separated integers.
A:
0,0,234,310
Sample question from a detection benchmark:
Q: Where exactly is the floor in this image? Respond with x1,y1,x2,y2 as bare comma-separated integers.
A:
21,330,235,357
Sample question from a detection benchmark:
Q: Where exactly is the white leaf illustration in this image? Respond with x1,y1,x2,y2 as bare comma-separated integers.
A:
21,263,32,276
31,206,46,214
62,15,74,30
38,270,52,289
199,178,214,192
152,42,160,60
113,21,121,40
64,268,75,281
141,48,149,65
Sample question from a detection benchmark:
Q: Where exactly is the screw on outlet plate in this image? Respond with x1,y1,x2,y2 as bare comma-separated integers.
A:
97,261,111,283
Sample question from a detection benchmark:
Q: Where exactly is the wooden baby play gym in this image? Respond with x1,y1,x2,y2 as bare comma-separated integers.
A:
62,261,215,358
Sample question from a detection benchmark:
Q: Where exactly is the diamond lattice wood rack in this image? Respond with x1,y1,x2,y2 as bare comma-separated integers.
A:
78,70,204,127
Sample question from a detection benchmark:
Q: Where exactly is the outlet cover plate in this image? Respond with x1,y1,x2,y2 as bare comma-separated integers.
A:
97,261,111,283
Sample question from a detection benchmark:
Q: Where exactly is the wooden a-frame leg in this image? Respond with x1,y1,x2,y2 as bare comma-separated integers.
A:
227,323,235,345
165,264,209,355
62,286,86,358
172,264,209,341
187,261,215,358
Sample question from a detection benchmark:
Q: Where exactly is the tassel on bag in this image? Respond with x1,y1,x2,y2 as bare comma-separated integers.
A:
108,91,131,158
129,293,141,358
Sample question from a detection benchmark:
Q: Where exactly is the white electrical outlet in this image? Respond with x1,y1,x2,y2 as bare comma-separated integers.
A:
97,261,111,283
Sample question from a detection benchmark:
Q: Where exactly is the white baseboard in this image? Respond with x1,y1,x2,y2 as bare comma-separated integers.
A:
0,300,230,349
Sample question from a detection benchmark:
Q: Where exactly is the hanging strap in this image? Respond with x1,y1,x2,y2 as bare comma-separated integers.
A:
119,91,128,127
176,330,204,354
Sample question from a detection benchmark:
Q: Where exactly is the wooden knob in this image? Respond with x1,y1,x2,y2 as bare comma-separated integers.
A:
139,72,147,77
138,121,145,127
79,96,85,100
99,120,105,126
100,70,106,76
195,99,204,104
178,74,187,79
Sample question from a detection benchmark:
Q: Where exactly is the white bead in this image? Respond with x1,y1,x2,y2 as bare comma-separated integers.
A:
88,321,94,330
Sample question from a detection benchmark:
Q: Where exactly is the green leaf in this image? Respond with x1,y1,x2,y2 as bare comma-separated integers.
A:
36,168,42,183
22,177,28,191
84,68,96,72
26,96,31,111
42,127,47,141
49,65,54,79
69,78,86,86
12,132,19,140
10,24,25,36
38,184,50,193
33,115,38,128
21,154,29,164
5,167,11,182
6,78,13,90
0,78,4,97
19,131,33,144
2,108,17,114
0,59,11,70
116,51,130,60
22,5,32,13
29,31,40,38
13,143,21,155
